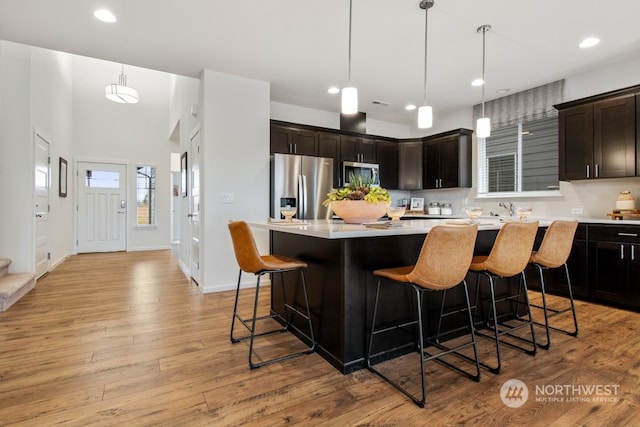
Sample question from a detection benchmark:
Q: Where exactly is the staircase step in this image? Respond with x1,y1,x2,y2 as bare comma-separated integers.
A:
0,273,36,312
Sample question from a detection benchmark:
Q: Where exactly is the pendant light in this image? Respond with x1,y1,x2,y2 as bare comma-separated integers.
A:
341,0,358,114
418,0,434,129
105,65,139,104
476,25,491,137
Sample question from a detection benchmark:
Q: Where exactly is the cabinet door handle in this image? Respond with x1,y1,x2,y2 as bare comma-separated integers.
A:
595,164,599,178
620,244,625,260
632,245,636,261
435,179,439,188
439,178,443,188
586,165,590,178
618,233,638,237
293,143,297,154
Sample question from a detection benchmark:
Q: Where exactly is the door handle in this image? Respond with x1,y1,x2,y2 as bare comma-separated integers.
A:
187,214,194,218
36,213,43,218
117,211,126,213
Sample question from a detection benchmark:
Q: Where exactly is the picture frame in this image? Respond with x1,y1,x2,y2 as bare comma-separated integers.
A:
59,157,68,197
180,152,188,197
410,197,424,211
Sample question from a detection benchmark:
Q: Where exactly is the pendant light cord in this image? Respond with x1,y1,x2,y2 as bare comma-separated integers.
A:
347,0,353,84
481,26,487,116
423,4,429,105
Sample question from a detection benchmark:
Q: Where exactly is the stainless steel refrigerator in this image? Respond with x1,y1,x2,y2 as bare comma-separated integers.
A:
271,153,334,220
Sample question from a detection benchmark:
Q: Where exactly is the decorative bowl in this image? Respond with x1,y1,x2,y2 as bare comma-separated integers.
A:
387,206,406,221
465,206,484,220
280,206,297,222
330,200,390,224
517,207,533,221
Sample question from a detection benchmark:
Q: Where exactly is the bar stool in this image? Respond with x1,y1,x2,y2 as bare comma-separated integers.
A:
228,220,315,369
469,221,538,374
528,220,579,349
367,224,480,408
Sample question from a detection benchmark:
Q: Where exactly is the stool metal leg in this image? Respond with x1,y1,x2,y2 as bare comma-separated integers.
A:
367,279,480,408
530,262,579,350
230,269,244,343
474,271,537,374
230,268,315,370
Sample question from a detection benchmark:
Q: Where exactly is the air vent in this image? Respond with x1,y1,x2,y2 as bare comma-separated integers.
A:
371,100,390,106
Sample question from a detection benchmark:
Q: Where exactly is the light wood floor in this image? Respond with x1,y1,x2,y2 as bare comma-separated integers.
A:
0,250,638,426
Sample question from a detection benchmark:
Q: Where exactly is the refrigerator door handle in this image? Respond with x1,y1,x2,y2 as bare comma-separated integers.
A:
299,174,308,219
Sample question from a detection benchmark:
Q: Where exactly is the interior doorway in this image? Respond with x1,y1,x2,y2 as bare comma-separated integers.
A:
34,131,50,278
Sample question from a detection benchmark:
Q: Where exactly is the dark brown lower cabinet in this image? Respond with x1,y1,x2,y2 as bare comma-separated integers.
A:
528,224,639,311
588,229,640,306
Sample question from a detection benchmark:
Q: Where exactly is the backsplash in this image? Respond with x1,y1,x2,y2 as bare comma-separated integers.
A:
389,176,640,220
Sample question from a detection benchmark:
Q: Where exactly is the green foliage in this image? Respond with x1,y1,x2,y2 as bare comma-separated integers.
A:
322,173,391,206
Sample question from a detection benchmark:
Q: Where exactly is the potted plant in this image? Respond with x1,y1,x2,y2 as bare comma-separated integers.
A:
323,173,391,223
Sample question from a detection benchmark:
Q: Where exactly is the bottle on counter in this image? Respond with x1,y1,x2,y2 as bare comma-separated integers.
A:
441,203,453,215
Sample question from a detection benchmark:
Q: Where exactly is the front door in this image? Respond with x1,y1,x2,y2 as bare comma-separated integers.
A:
189,127,201,284
77,161,127,253
34,131,50,278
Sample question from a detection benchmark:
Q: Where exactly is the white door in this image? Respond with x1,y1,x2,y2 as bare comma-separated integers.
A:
189,128,201,284
77,162,127,253
34,132,50,278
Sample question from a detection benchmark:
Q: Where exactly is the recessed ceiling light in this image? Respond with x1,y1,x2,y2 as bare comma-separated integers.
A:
579,37,600,48
405,104,417,111
327,87,340,95
471,78,484,87
496,88,511,95
94,9,117,23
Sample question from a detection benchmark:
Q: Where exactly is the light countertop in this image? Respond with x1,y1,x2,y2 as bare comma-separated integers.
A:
250,218,551,240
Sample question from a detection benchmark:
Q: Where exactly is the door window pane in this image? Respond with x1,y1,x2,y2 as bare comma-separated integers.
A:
85,170,120,188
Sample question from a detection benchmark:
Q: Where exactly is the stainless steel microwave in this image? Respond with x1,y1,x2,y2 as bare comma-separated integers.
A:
343,161,380,186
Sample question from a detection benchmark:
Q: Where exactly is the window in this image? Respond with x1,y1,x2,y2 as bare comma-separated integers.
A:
474,80,563,196
488,154,516,192
136,166,156,226
478,117,559,195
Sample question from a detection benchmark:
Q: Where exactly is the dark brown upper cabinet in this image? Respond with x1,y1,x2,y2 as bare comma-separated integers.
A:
557,86,637,181
375,140,398,189
318,131,341,187
270,123,318,156
421,129,473,189
340,135,376,163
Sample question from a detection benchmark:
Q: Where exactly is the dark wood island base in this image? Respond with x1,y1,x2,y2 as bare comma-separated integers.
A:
266,222,510,373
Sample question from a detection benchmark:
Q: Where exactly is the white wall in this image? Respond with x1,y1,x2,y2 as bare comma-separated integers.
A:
30,47,74,268
199,70,270,293
271,101,412,139
0,41,32,273
72,57,174,251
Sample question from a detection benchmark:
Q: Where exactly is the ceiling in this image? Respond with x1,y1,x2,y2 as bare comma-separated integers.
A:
1,0,640,126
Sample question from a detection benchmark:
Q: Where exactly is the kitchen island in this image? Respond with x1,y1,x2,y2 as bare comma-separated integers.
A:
251,218,549,373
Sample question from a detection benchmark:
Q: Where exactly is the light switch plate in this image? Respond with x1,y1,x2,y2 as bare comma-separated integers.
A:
571,207,583,215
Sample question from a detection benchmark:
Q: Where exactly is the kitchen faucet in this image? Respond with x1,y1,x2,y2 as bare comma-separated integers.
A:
499,202,514,217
